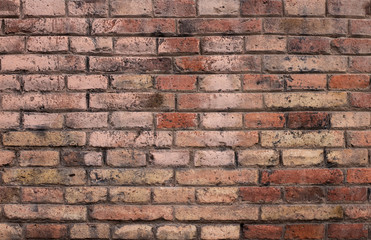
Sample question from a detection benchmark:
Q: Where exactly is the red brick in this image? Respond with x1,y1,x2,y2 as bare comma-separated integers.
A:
26,224,67,239
351,20,371,36
348,131,371,147
0,150,16,166
115,37,156,55
0,36,25,53
0,0,20,16
327,187,367,202
241,0,283,16
287,112,330,129
347,169,371,184
65,187,107,204
178,19,262,34
328,224,368,239
67,75,108,90
345,206,371,220
202,36,244,54
0,224,22,239
107,149,146,167
244,112,285,129
284,0,326,16
24,113,63,129
286,74,327,90
243,74,284,91
110,187,150,203
239,149,279,166
150,150,190,166
68,0,108,16
261,169,343,185
245,35,286,52
288,37,330,54
243,225,283,239
70,37,113,53
328,0,370,16
0,187,20,203
350,57,371,73
285,187,324,203
157,113,197,129
284,224,324,239
158,37,199,54
111,112,153,128
194,150,235,167
66,112,108,129
23,0,65,16
0,75,20,90
70,224,110,239
158,225,193,240
154,0,196,17
22,187,64,203
23,75,65,91
240,187,281,203
19,150,59,166
0,112,20,129
113,225,153,239
196,187,238,204
63,150,103,167
156,75,197,91
332,38,371,54
153,187,195,204
350,93,371,108
27,36,68,52
329,75,370,89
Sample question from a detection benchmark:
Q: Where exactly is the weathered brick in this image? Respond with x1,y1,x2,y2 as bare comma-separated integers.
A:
68,0,108,16
23,75,65,91
65,187,107,204
261,205,343,220
194,150,235,167
238,149,279,166
286,74,327,90
153,187,195,204
176,169,258,185
347,169,371,184
67,75,108,90
240,187,281,203
154,0,196,17
243,225,283,239
287,112,330,129
285,187,325,203
110,187,151,203
345,206,371,220
288,37,330,54
157,225,197,240
111,112,153,128
70,224,110,239
62,150,103,167
245,35,286,52
90,205,173,221
159,37,199,55
328,224,368,239
333,112,371,128
0,36,25,53
284,0,326,16
284,224,324,239
261,169,344,185
0,150,15,166
110,0,152,16
66,112,108,129
115,37,156,55
111,75,152,90
349,57,371,73
243,74,284,91
176,131,259,147
150,150,190,166
0,187,20,203
70,37,112,53
327,149,368,166
0,112,20,129
350,93,371,109
241,0,283,16
329,75,370,90
332,38,371,54
0,224,22,240
198,0,239,16
244,113,285,129
156,75,197,91
26,224,67,239
113,225,153,239
0,0,20,16
201,225,240,240
197,187,238,203
328,0,370,16
178,19,262,34
282,149,323,166
23,0,65,16
0,75,20,90
3,131,86,146
19,150,59,166
350,20,371,36
27,36,68,52
199,74,241,91
201,113,242,129
22,187,64,203
327,187,367,202
348,131,371,147
202,36,244,54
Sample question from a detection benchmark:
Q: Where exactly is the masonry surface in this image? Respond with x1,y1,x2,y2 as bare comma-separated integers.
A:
0,0,370,239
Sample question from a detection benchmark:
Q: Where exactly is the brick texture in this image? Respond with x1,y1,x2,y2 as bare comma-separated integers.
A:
0,0,370,239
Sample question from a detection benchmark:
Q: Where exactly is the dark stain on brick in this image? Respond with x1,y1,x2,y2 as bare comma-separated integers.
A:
178,20,196,34
145,93,164,108
62,151,85,166
0,187,19,203
0,0,18,11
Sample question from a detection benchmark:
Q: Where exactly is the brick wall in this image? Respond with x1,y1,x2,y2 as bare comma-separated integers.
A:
0,0,370,239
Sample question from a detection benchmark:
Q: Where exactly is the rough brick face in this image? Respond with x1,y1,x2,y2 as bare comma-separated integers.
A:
1,0,370,239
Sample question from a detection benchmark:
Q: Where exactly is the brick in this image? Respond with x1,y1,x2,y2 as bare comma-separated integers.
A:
243,74,284,91
27,36,68,52
332,38,371,54
90,93,174,110
265,18,347,35
327,149,368,166
286,74,327,90
70,224,110,239
175,55,261,73
178,93,263,110
194,150,235,167
350,57,371,73
66,112,108,129
26,224,67,239
201,225,240,240
245,35,286,52
0,224,22,240
350,93,371,108
176,169,258,185
90,205,173,221
62,150,103,166
327,187,367,202
23,0,65,16
197,187,238,204
284,224,324,239
153,187,195,204
198,0,239,16
65,187,107,204
261,130,344,147
261,205,343,221
348,131,371,147
199,74,241,91
345,206,371,220
261,169,344,185
287,112,330,129
178,19,262,34
0,75,20,90
110,187,151,203
2,168,86,185
282,149,323,166
243,225,283,239
90,169,173,185
288,37,330,54
264,92,348,109
0,0,20,16
328,224,368,239
19,150,59,167
92,19,176,35
0,36,24,53
89,131,172,148
264,55,347,72
67,75,108,90
351,20,371,36
113,225,153,239
154,0,196,17
285,187,324,203
23,75,65,91
22,187,64,203
0,112,19,129
156,75,197,91
110,0,152,16
328,0,369,16
241,0,283,16
0,150,15,166
68,0,108,16
329,75,370,90
157,113,197,129
238,149,279,166
159,37,199,55
70,37,112,53
176,131,259,147
150,150,189,166
5,18,88,35
111,112,153,128
244,113,285,129
111,75,152,90
0,187,20,203
201,113,242,129
202,36,244,54
157,225,197,240
347,169,371,184
175,205,259,221
115,37,156,55
284,0,326,16
3,131,86,146
0,55,86,73
240,187,281,203
4,204,86,221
